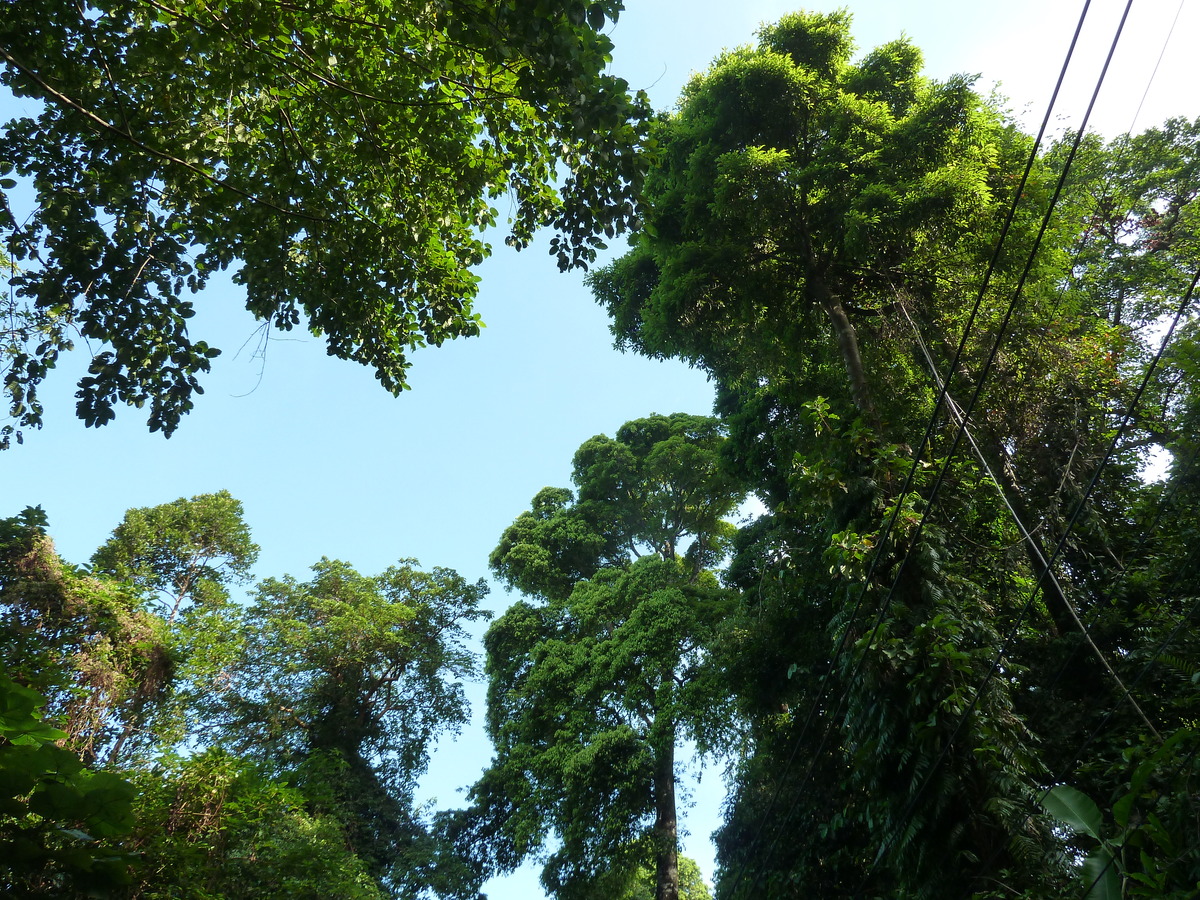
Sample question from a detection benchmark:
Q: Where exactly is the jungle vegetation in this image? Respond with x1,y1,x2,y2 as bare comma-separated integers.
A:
3,6,1199,900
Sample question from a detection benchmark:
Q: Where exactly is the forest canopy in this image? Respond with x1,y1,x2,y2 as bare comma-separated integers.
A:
0,496,490,898
4,5,1200,900
0,0,649,444
589,9,1200,899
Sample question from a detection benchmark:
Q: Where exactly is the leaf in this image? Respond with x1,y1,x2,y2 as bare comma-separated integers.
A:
57,827,96,843
1112,789,1136,830
1043,784,1104,840
1081,848,1121,900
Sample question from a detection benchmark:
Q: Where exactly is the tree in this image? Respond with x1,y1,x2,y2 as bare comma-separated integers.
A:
83,491,259,764
0,0,650,444
0,506,172,768
466,414,743,900
996,118,1200,899
91,490,259,622
213,556,490,899
591,10,1200,898
591,8,1009,431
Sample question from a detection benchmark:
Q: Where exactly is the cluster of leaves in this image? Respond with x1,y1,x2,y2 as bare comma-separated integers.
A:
0,0,651,444
1044,727,1200,899
0,674,135,895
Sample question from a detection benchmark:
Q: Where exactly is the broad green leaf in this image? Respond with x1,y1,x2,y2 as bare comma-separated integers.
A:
1113,789,1136,830
1044,784,1104,840
1081,849,1121,900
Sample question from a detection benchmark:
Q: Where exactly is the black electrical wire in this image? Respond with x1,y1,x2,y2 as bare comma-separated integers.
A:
863,260,1199,895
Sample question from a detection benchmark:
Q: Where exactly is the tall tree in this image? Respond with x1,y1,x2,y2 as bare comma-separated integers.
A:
0,0,650,444
592,10,1200,898
85,490,259,764
91,490,259,622
213,556,490,899
587,10,1156,897
465,414,743,900
591,8,1008,431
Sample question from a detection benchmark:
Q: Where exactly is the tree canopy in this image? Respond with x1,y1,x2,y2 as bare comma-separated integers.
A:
0,499,491,899
212,556,490,897
468,414,743,900
90,489,259,621
590,8,1006,428
592,10,1200,899
0,0,650,444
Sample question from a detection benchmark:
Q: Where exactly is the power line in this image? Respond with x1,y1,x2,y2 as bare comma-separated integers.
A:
844,1,1142,888
864,260,1199,894
1127,0,1187,135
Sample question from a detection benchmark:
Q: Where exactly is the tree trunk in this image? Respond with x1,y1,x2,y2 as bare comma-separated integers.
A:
808,275,880,430
653,737,680,900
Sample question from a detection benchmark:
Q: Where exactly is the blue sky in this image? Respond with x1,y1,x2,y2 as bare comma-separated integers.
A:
2,1,1196,896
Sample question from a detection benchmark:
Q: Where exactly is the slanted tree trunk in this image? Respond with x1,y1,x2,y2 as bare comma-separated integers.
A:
808,274,881,431
654,736,680,900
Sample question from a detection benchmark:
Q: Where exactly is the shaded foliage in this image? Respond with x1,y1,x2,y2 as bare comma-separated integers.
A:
123,750,384,900
0,674,135,897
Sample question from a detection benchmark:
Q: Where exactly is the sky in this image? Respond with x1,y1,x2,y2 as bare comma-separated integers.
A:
2,1,1197,896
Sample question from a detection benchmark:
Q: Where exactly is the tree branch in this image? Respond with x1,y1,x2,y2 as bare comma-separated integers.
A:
0,45,331,224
